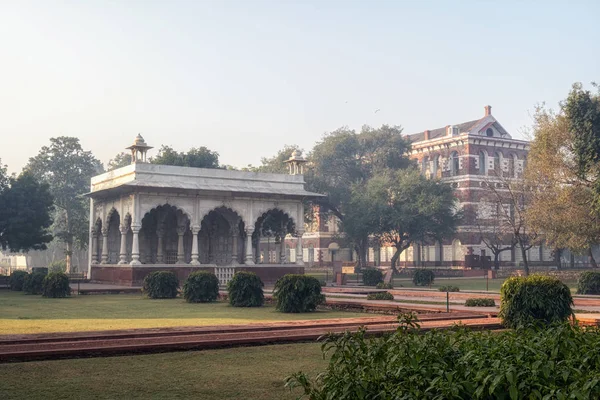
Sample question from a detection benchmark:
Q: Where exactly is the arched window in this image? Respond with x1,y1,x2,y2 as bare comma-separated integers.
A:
450,152,459,176
508,154,516,177
493,152,501,174
479,151,487,175
486,128,494,137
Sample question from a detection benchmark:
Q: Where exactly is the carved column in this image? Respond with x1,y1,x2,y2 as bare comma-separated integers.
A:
91,228,98,264
176,225,186,264
130,225,141,265
245,228,255,265
231,230,238,265
101,227,109,264
156,226,165,263
296,230,304,265
119,224,129,264
190,226,200,265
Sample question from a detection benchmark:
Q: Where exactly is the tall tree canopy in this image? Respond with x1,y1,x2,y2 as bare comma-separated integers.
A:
151,145,220,169
355,169,459,271
527,85,600,267
0,172,54,252
26,137,103,272
306,125,413,267
107,152,132,171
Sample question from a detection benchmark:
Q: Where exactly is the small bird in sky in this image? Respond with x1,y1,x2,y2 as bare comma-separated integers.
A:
345,100,348,103
375,109,381,113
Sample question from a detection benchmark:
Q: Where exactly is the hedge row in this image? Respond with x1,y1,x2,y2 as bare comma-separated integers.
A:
10,271,70,298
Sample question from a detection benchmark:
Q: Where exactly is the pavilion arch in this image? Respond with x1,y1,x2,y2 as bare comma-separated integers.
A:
253,208,297,264
105,209,121,264
140,204,191,264
139,200,194,228
91,218,103,264
199,206,246,265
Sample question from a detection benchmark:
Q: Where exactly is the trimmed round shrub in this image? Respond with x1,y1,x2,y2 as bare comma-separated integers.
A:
362,269,383,286
376,282,394,289
183,271,219,303
499,274,573,328
42,272,71,298
438,285,460,292
274,274,325,313
227,271,265,307
465,298,495,307
9,270,29,291
143,271,179,299
367,291,394,301
23,272,46,295
412,269,435,286
577,271,600,295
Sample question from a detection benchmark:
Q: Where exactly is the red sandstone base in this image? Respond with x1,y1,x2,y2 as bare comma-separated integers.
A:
90,265,305,286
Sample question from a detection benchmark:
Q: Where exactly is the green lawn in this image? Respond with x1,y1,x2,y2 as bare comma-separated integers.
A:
0,291,367,335
0,342,325,400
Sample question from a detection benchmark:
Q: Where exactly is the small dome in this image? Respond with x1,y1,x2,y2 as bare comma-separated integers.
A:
133,134,146,146
292,149,302,157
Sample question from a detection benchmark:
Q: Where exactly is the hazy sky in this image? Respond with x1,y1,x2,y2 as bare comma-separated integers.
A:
1,0,598,173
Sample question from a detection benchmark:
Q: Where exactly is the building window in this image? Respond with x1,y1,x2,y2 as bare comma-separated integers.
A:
450,152,459,176
508,154,516,177
479,151,487,175
433,155,440,178
494,152,501,174
486,128,494,137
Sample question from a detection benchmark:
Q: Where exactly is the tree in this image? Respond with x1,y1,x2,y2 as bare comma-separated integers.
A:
0,172,54,252
26,137,103,272
484,176,538,275
307,125,412,267
253,145,301,173
527,98,600,267
107,152,132,171
151,145,220,169
358,169,459,271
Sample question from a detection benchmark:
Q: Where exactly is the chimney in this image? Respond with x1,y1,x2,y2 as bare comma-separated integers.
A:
424,130,430,140
484,105,492,116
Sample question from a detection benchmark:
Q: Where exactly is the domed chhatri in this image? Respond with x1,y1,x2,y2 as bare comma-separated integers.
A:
285,149,307,175
126,134,153,164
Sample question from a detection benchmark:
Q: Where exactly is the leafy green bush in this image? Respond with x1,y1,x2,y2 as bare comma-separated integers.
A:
577,271,600,294
287,315,600,399
227,271,264,307
438,285,460,292
376,282,393,289
48,260,66,273
142,271,179,299
9,270,28,291
42,272,71,298
499,274,573,328
362,269,384,286
183,271,219,303
273,274,325,313
367,291,394,301
412,269,434,286
465,298,495,307
23,272,45,295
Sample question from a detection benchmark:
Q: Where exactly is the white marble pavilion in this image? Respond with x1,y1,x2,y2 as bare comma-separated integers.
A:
87,135,321,286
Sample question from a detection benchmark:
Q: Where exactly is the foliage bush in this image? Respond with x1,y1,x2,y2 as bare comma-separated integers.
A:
9,270,28,291
42,272,71,298
48,260,67,273
499,274,573,328
227,271,264,307
183,271,219,303
142,271,179,299
273,274,325,313
577,271,600,295
23,272,46,295
362,269,384,286
367,291,394,301
376,282,393,289
287,314,600,399
412,269,435,286
465,298,495,307
438,285,460,292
